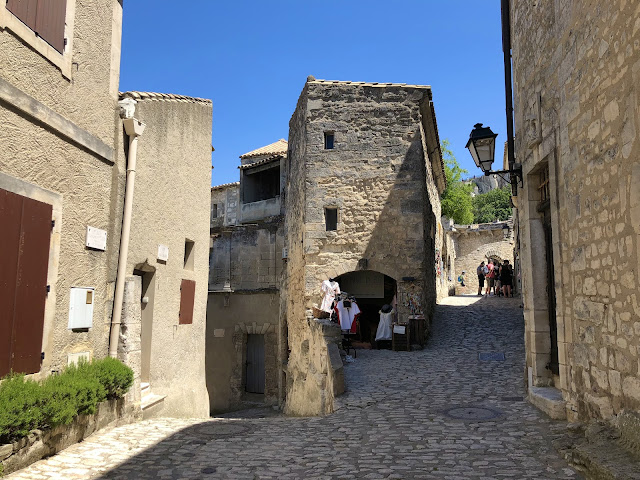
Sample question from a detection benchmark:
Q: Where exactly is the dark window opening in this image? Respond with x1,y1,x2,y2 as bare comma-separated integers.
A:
242,165,280,203
211,203,218,219
325,207,338,231
184,239,195,270
324,132,334,150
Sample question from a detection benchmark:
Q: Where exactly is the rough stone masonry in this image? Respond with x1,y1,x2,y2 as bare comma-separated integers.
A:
283,77,446,416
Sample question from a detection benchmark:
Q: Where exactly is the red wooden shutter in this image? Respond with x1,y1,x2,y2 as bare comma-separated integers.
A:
6,0,66,54
6,0,38,31
35,0,66,53
0,189,51,377
0,189,24,377
179,279,195,325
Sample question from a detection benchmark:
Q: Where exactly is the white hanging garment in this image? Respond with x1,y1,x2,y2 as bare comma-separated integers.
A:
320,279,340,313
335,299,361,332
375,309,394,341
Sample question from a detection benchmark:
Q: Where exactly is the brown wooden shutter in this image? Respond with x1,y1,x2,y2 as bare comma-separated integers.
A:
0,189,24,377
178,279,195,325
6,0,39,31
0,188,51,377
35,0,66,53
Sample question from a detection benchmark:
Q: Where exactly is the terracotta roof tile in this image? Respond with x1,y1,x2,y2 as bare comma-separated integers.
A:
211,182,239,191
120,91,212,106
238,154,283,170
240,139,288,159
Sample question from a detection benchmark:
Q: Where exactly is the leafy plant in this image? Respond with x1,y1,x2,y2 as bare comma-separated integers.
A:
472,185,512,223
0,358,133,444
91,357,133,399
0,375,43,442
440,140,474,224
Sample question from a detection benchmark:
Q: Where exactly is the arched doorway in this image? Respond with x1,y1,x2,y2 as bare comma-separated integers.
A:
335,270,397,347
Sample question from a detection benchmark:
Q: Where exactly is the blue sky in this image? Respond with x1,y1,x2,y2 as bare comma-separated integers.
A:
119,1,507,186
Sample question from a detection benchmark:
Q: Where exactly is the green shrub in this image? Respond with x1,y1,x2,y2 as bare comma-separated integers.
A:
0,358,133,444
91,357,133,398
0,374,43,443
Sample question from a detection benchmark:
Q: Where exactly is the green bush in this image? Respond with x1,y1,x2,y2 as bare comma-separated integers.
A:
91,357,133,399
0,358,133,444
0,374,43,442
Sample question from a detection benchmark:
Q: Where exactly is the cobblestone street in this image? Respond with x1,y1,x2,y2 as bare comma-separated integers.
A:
7,295,581,480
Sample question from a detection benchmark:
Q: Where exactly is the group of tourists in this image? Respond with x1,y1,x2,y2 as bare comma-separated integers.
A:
476,259,514,297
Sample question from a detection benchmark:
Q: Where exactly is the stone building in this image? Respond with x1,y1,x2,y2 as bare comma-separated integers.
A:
0,0,124,379
451,219,515,295
0,0,212,422
284,77,446,415
116,91,212,418
510,0,640,421
207,140,287,414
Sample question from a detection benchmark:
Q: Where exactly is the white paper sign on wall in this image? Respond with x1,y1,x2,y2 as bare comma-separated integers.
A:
86,226,107,250
158,244,169,261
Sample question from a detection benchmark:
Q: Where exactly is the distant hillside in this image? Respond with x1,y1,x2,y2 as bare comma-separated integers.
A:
464,174,510,196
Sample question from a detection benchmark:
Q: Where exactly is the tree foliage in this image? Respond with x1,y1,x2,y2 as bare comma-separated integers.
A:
472,185,512,223
440,140,474,224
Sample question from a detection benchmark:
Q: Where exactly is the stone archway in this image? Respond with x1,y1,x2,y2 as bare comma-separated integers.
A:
334,271,398,345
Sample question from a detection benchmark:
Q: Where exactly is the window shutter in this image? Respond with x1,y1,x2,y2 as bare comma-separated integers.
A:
35,0,67,53
6,0,39,30
0,189,51,376
178,279,196,325
11,196,51,373
0,189,24,377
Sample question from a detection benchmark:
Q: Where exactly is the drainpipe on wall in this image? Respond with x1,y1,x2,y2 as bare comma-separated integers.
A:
501,0,517,197
109,101,146,358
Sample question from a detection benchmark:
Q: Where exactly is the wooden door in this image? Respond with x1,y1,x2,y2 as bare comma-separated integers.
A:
245,334,265,394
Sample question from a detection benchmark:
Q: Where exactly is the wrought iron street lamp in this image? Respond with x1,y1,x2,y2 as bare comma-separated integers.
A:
465,123,498,173
465,123,522,184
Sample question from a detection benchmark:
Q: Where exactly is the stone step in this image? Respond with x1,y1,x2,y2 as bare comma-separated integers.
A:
141,393,165,411
528,386,566,420
554,419,640,480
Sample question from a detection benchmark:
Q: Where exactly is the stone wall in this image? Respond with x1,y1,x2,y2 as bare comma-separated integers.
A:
206,292,280,413
0,1,124,377
118,93,212,418
436,218,457,301
452,221,515,295
208,177,284,413
0,397,136,476
511,0,640,420
284,78,445,415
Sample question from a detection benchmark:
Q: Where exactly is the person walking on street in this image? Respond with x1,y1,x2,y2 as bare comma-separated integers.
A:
485,260,494,296
477,261,485,296
501,259,513,297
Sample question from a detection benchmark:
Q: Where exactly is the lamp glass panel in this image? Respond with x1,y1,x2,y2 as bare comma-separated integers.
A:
467,143,482,169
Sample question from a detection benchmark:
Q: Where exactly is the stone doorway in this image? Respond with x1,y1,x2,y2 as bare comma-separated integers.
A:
133,265,156,385
335,271,397,347
245,334,265,394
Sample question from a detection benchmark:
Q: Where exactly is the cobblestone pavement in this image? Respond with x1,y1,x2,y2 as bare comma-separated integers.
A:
7,295,581,480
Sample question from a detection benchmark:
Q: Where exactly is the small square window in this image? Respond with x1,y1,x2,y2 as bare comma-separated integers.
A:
325,207,338,231
324,132,335,150
184,239,195,270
